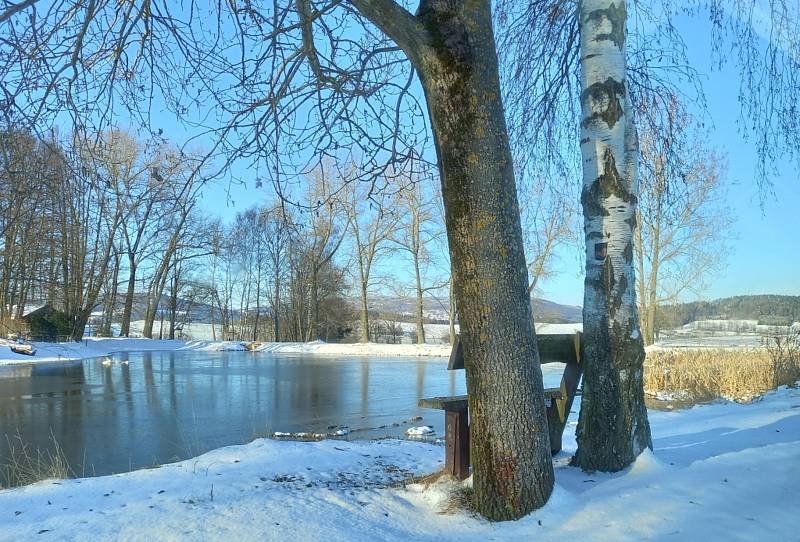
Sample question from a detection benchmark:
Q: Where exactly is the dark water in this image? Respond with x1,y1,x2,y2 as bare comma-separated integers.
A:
0,351,469,480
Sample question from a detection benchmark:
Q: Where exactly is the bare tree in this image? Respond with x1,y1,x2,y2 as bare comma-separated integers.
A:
518,177,575,294
140,155,203,338
96,130,161,337
300,170,349,341
343,177,400,343
635,96,732,345
261,204,295,341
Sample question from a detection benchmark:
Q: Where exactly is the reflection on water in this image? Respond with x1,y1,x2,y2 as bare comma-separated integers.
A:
0,352,566,483
0,352,466,480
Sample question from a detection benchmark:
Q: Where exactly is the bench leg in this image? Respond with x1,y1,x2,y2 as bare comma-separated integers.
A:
445,409,469,479
547,361,582,455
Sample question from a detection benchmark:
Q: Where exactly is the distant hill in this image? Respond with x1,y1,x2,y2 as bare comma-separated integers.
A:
659,295,800,328
366,295,582,324
91,292,583,327
532,298,583,324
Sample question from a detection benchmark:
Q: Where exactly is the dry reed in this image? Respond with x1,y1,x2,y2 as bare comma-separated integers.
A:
1,432,73,488
644,347,800,403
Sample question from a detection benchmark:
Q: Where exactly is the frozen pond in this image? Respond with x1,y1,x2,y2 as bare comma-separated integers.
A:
0,351,564,482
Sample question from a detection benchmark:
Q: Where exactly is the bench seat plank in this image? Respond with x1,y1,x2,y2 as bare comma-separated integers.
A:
418,395,468,411
419,387,563,411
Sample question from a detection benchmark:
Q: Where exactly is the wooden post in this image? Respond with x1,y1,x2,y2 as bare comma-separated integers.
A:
546,332,583,455
445,408,470,479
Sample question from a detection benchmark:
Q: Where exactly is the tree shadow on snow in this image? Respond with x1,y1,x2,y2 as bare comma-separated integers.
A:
652,413,800,466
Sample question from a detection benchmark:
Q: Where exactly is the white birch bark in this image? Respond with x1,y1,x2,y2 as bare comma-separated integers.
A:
573,0,652,472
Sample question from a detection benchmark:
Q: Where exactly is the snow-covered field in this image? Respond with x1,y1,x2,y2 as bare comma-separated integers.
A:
1,384,797,540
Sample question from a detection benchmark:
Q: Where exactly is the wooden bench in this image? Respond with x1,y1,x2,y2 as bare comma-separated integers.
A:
419,330,582,479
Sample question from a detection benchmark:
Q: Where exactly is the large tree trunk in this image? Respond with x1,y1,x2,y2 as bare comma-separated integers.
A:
71,307,93,342
573,0,652,472
412,0,554,519
448,277,456,344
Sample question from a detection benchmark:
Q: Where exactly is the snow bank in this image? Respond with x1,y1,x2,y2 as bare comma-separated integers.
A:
406,426,435,437
0,338,248,366
255,340,452,357
2,382,797,540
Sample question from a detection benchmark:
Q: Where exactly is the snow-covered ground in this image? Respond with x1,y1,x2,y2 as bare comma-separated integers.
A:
1,384,797,540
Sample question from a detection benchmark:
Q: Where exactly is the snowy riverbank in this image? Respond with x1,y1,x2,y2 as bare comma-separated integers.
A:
255,340,451,357
1,384,798,540
0,338,247,366
0,338,452,366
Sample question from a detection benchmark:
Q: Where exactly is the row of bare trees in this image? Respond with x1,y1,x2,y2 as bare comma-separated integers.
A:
0,127,582,346
0,128,210,341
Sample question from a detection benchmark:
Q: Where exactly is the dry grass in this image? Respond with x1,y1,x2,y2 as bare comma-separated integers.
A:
1,433,73,488
644,347,800,403
397,471,474,515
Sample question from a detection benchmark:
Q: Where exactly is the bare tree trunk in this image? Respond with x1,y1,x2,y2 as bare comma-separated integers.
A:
210,295,217,341
413,255,426,344
634,208,649,342
253,266,261,342
101,251,121,336
308,268,319,341
404,0,554,519
120,255,136,336
273,266,280,341
168,267,179,340
573,0,652,472
359,280,370,343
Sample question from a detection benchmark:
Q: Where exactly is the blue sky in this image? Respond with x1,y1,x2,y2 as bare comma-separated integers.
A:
194,10,799,308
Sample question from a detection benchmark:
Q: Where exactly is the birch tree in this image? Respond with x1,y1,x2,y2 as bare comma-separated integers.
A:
573,0,652,471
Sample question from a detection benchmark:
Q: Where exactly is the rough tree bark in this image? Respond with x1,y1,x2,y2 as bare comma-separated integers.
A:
573,0,652,472
350,0,555,520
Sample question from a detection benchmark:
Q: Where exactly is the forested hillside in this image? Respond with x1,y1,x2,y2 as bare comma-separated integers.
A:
659,295,800,328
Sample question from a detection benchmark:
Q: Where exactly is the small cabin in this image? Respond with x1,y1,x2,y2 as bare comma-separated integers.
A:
21,305,72,342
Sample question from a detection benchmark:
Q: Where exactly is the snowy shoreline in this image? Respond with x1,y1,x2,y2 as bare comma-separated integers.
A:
0,338,454,366
1,385,797,540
